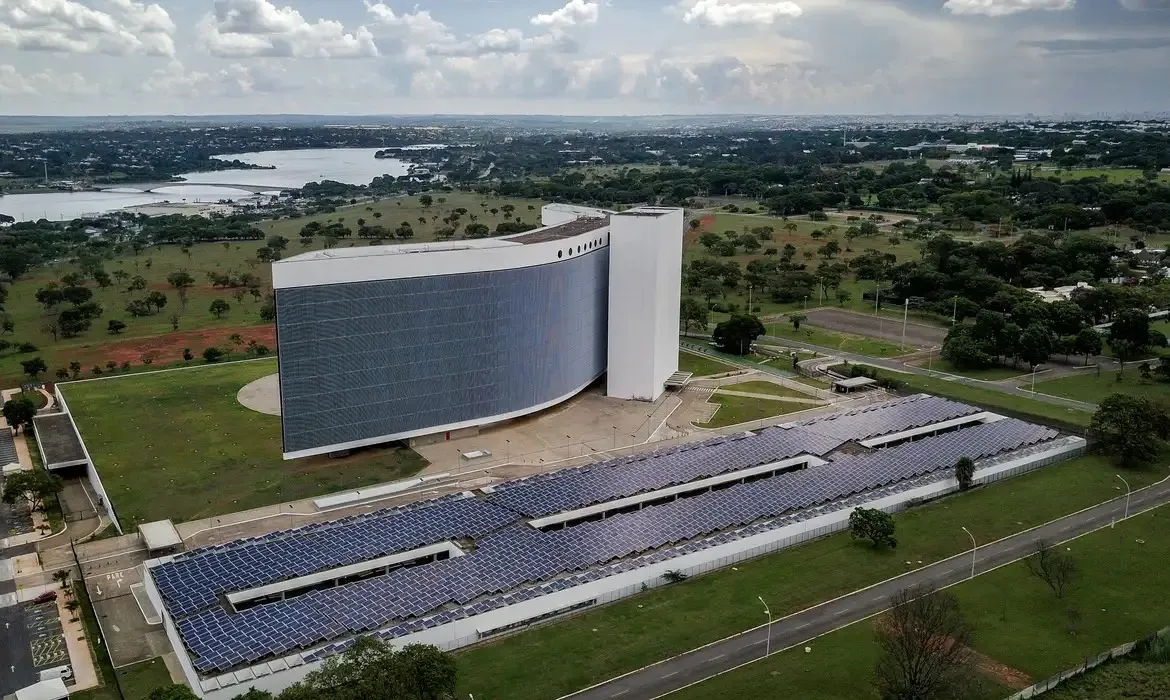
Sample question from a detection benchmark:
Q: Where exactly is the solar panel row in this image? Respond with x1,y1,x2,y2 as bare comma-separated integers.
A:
174,417,1056,673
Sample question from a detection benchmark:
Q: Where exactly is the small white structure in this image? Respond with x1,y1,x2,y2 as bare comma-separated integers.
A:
13,678,68,700
139,520,183,554
1026,282,1092,303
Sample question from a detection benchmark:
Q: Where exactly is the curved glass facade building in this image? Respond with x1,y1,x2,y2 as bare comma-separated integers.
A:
272,206,683,459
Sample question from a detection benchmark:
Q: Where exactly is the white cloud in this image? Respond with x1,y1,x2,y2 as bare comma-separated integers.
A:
1118,0,1170,9
429,27,578,57
198,0,378,58
943,0,1076,17
139,61,293,98
680,0,803,27
0,64,96,96
365,1,452,43
0,0,175,56
531,0,601,29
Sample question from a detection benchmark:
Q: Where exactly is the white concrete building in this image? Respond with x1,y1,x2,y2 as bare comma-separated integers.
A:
271,204,684,458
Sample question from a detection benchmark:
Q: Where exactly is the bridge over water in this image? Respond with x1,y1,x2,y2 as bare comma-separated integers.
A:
98,182,288,195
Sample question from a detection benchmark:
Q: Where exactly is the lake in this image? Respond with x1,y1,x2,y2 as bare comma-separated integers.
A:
0,147,413,222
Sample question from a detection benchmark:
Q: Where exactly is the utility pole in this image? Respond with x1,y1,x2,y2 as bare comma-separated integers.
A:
901,298,909,351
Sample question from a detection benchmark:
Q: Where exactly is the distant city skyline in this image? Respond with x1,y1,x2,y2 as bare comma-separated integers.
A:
1,0,1169,116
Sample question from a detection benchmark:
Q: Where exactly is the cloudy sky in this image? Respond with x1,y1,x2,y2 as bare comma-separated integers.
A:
0,0,1168,116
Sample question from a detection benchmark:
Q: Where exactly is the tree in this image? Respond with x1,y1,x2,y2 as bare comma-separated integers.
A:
817,239,842,260
279,637,456,700
1089,393,1170,467
419,194,433,207
1,469,63,513
1017,324,1053,369
2,397,37,433
836,289,852,307
266,235,289,251
954,457,975,491
182,347,193,362
202,347,225,363
107,319,127,335
1024,540,1078,599
874,586,975,700
68,361,81,379
35,284,65,312
712,314,765,355
790,314,807,331
127,275,147,294
1074,327,1103,364
20,356,47,379
1108,307,1150,369
147,291,168,313
61,285,93,306
849,507,897,548
209,299,230,319
145,684,199,700
679,298,707,337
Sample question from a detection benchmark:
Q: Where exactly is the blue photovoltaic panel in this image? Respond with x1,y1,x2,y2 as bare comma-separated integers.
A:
797,394,980,442
485,426,844,517
169,416,1059,674
151,495,520,618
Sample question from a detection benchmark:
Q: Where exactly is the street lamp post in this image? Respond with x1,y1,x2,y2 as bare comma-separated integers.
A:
748,284,753,311
758,596,772,658
961,526,976,580
613,425,618,450
1116,474,1131,519
901,298,909,352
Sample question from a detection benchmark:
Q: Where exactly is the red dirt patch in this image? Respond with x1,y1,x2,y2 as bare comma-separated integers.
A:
70,326,276,366
970,649,1032,690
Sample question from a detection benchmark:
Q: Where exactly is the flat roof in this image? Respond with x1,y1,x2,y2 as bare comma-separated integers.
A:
31,412,87,468
503,216,608,244
833,376,878,388
15,679,68,700
139,519,183,551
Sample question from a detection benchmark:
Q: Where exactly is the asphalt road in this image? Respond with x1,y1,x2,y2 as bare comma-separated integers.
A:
563,477,1170,700
760,333,1098,413
0,499,39,696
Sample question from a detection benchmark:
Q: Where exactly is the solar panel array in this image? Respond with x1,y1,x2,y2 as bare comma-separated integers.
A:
485,427,843,517
172,416,1058,674
797,394,980,441
152,494,518,618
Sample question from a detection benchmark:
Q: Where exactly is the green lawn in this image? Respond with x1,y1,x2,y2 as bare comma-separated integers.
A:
678,349,738,377
1030,166,1170,184
61,360,426,528
1041,661,1170,700
914,358,1028,381
670,505,1170,700
876,370,1094,428
1031,371,1170,405
455,455,1165,700
792,375,831,389
763,320,907,358
698,393,817,428
0,192,544,386
719,380,812,399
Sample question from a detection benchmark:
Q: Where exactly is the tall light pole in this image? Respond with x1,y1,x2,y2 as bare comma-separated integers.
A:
1116,474,1131,519
961,526,976,580
952,296,958,327
758,596,772,658
748,284,753,312
900,298,909,352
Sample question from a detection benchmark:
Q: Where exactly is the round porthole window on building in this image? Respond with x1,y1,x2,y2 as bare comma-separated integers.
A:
558,250,563,258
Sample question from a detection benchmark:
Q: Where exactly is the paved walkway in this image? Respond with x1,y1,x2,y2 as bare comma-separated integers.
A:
563,477,1170,700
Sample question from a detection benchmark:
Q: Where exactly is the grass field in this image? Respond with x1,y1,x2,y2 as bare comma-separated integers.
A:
698,393,817,428
1041,660,1170,700
669,505,1170,700
720,380,811,399
678,349,737,377
876,370,1094,427
1030,166,1170,184
0,192,545,386
455,454,1165,700
793,375,831,389
1031,371,1170,404
762,320,907,358
62,360,426,527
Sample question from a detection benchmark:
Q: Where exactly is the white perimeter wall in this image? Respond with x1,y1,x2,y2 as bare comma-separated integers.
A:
172,436,1086,700
51,386,122,533
607,208,684,401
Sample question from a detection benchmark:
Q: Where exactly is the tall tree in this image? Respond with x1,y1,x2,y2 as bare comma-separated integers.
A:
1090,393,1170,467
679,298,707,337
712,314,765,356
874,586,975,700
